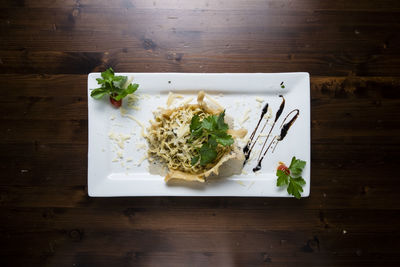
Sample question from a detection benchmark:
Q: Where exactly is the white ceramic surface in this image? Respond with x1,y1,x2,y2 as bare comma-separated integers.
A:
88,73,310,197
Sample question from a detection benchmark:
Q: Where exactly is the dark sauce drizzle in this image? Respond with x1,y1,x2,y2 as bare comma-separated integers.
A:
257,95,285,161
253,136,276,172
244,95,285,164
278,109,299,141
243,103,269,163
253,109,300,172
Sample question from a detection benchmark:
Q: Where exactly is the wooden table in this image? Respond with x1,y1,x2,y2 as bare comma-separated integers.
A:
1,1,400,266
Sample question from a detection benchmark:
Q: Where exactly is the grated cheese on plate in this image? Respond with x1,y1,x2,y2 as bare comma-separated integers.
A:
239,108,251,126
125,114,147,137
166,92,184,107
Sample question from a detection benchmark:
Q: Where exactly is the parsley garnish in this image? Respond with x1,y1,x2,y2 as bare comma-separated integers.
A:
90,67,139,105
280,81,285,89
276,156,306,199
189,111,234,166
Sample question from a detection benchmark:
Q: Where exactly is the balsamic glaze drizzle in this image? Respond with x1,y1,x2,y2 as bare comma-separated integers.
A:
257,95,285,160
244,96,285,164
278,109,299,141
243,103,269,162
275,95,286,123
243,94,299,172
252,136,276,172
272,109,300,153
253,109,299,172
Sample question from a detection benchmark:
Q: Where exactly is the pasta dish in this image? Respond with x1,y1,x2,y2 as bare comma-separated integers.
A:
146,91,247,182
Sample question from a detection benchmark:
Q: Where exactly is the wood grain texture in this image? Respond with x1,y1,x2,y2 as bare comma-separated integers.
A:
1,0,400,266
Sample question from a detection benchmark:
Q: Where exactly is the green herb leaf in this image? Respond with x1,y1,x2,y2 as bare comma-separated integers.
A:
114,83,139,100
112,76,127,89
190,115,202,132
189,111,233,166
216,110,229,131
276,157,306,199
213,131,234,146
96,78,106,85
199,143,218,166
90,68,139,106
289,156,306,177
189,115,203,140
208,136,218,148
101,67,114,81
202,115,217,131
276,169,290,186
90,88,108,99
287,176,306,199
191,156,199,165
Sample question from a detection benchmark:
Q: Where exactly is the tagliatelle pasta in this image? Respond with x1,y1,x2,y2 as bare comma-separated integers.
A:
146,91,247,182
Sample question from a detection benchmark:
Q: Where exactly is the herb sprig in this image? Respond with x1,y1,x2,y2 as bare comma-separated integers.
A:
190,111,234,166
90,67,139,107
276,156,306,199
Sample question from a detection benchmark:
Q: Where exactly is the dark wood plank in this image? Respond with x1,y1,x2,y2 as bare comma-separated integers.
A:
1,3,400,76
1,223,400,266
1,0,400,266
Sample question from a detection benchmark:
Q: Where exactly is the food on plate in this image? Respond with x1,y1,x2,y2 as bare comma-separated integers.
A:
90,68,139,108
146,91,247,183
276,156,306,199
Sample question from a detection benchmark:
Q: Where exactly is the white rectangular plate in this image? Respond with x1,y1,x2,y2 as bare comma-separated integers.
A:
88,73,310,197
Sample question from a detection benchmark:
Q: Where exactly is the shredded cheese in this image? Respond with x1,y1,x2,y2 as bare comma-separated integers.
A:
255,97,264,103
120,107,128,116
240,115,250,125
236,180,246,186
166,92,184,107
142,93,151,99
108,132,131,149
239,108,251,126
125,114,147,137
180,97,194,105
128,105,141,111
205,94,224,110
264,106,273,120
